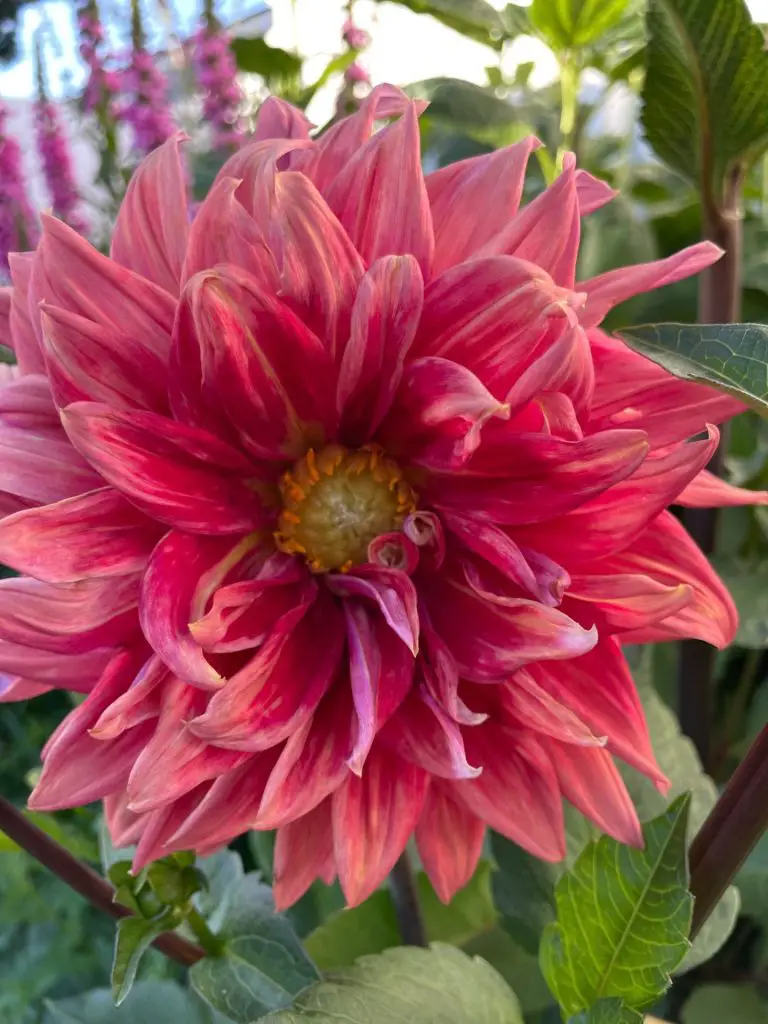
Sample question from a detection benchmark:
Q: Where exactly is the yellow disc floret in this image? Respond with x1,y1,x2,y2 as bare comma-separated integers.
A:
274,445,417,572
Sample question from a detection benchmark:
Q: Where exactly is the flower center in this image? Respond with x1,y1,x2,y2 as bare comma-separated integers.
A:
274,445,417,572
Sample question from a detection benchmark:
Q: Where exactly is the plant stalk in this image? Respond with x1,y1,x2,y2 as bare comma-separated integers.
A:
678,169,743,768
389,852,427,947
0,795,205,966
689,724,768,938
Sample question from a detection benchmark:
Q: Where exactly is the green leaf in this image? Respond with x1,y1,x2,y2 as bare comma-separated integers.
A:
189,874,319,1023
529,0,630,49
642,0,768,202
194,850,245,934
568,998,643,1023
231,37,302,80
736,830,768,930
305,862,496,970
44,981,224,1024
377,0,508,49
618,322,768,416
111,913,177,1006
462,928,554,1016
407,78,519,131
540,795,693,1016
681,983,768,1023
490,833,557,954
711,556,768,648
269,943,524,1023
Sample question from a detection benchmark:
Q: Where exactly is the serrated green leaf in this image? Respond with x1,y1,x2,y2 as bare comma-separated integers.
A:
540,795,693,1016
189,874,318,1024
376,0,508,49
529,0,630,49
43,981,226,1024
642,0,768,202
568,998,643,1023
490,833,557,954
269,943,523,1023
618,322,768,416
111,913,176,1006
681,983,768,1023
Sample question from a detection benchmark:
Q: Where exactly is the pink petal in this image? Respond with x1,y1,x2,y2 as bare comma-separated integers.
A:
61,402,266,534
475,154,580,287
183,176,280,286
0,639,114,689
457,729,566,861
140,531,261,689
111,134,190,295
0,574,140,654
332,743,428,906
0,676,54,702
529,638,668,788
328,565,419,654
132,787,210,870
500,669,606,746
337,255,424,443
255,687,353,828
551,742,643,846
8,253,46,374
403,511,446,571
419,617,485,726
40,301,170,411
579,242,723,328
91,655,167,739
35,214,175,360
273,800,336,910
29,648,152,810
0,424,101,504
171,268,337,457
252,96,313,141
608,510,737,648
416,784,485,903
678,469,768,507
325,103,435,279
0,373,59,431
575,169,617,215
426,137,540,274
381,356,509,471
0,488,161,583
0,286,11,347
190,593,342,750
381,687,480,780
566,572,692,634
343,602,414,774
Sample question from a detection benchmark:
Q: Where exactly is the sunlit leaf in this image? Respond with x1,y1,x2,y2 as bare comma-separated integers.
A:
643,0,768,202
376,0,508,49
540,796,693,1016
529,0,630,49
231,37,302,80
568,999,643,1023
269,943,524,1023
111,913,176,1006
618,322,768,416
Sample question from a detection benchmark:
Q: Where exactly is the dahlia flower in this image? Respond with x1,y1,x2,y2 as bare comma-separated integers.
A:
0,87,760,909
35,100,89,236
0,102,38,278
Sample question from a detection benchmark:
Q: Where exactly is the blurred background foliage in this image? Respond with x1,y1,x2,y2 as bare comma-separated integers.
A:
2,0,768,1021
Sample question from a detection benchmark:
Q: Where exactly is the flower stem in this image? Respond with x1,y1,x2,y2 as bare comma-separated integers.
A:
689,724,768,938
555,55,579,172
389,851,427,947
187,906,224,956
0,794,204,967
678,167,744,768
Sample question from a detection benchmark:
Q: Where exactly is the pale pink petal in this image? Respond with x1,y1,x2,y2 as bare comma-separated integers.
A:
91,655,167,739
111,134,190,295
500,670,606,746
0,639,114,689
566,572,693,635
328,566,419,654
416,784,485,903
678,469,768,507
0,424,101,504
381,688,480,780
0,676,54,702
273,800,336,910
575,169,617,215
252,96,313,141
8,253,45,373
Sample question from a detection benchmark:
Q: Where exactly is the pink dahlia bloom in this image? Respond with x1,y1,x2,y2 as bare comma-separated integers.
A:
0,87,762,908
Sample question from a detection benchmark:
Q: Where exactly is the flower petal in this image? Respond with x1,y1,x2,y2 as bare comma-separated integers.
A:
337,255,424,443
273,800,336,910
324,103,435,279
111,134,190,295
677,469,768,507
0,488,161,583
0,424,101,504
416,784,485,904
575,169,617,215
332,744,428,906
500,669,606,746
0,639,114,689
253,96,313,141
328,566,419,654
426,137,540,274
61,402,266,534
551,742,643,846
382,687,480,780
566,572,692,634
8,253,45,373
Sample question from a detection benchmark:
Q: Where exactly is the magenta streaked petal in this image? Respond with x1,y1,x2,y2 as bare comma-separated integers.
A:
0,373,58,431
677,468,768,507
8,253,45,374
140,531,261,689
332,744,428,906
0,424,101,504
500,670,605,746
382,688,480,780
91,655,167,739
552,742,643,847
61,402,266,534
566,571,693,634
0,488,161,583
111,134,190,295
426,137,540,274
337,255,423,442
0,639,114,689
273,800,335,911
328,565,419,654
416,784,485,904
325,104,434,279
